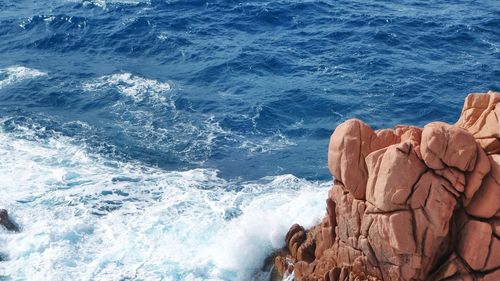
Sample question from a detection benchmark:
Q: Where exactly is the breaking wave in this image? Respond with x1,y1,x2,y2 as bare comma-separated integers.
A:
0,122,328,280
0,66,47,89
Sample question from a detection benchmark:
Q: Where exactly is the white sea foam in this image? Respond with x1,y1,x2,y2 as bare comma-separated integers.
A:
0,125,329,280
83,73,171,104
240,131,296,153
81,73,295,164
82,73,226,164
210,176,326,278
71,0,149,9
158,32,169,41
0,66,47,89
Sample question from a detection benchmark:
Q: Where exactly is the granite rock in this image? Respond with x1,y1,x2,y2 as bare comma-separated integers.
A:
274,91,500,281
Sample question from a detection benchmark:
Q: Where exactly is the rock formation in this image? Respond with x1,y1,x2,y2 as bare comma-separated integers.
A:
273,91,500,281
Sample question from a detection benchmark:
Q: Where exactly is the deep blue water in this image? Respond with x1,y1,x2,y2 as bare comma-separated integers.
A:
0,0,499,280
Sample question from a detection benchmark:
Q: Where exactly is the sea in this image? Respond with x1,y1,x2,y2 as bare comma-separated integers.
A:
0,0,498,280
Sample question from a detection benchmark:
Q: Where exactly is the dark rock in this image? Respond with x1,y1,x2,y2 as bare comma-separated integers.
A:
0,209,19,232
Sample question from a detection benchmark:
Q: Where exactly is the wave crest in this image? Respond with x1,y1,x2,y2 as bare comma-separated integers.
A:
82,73,171,104
0,66,47,89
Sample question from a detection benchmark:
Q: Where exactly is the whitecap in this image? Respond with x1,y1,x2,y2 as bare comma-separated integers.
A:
157,32,169,41
0,66,47,89
76,0,150,9
82,73,171,104
240,131,296,154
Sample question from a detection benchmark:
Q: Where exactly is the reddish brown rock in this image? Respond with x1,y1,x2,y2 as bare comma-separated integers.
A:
421,122,477,172
481,270,500,281
366,141,427,212
463,144,491,206
466,155,500,218
328,119,375,200
273,91,500,281
457,219,492,270
456,91,500,153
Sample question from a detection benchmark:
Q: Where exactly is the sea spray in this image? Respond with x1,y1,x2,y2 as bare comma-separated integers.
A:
0,126,328,280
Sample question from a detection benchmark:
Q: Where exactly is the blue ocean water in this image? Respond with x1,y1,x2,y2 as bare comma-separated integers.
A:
0,0,498,280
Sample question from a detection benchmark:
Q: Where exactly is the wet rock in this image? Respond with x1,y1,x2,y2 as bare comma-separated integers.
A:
0,209,19,232
273,91,500,281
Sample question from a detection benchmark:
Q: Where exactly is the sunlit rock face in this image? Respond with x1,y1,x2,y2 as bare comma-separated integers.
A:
274,91,500,281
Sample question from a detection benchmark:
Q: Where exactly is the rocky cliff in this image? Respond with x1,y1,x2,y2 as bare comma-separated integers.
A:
274,91,500,281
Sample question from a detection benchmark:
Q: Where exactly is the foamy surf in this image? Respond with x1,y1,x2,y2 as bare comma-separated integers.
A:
83,73,172,104
65,0,149,9
0,123,329,280
0,66,47,89
80,72,296,166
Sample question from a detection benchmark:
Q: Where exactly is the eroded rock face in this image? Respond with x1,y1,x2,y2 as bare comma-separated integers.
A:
274,91,500,281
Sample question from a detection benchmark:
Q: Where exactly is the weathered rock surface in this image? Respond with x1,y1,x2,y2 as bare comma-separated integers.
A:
274,91,500,281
